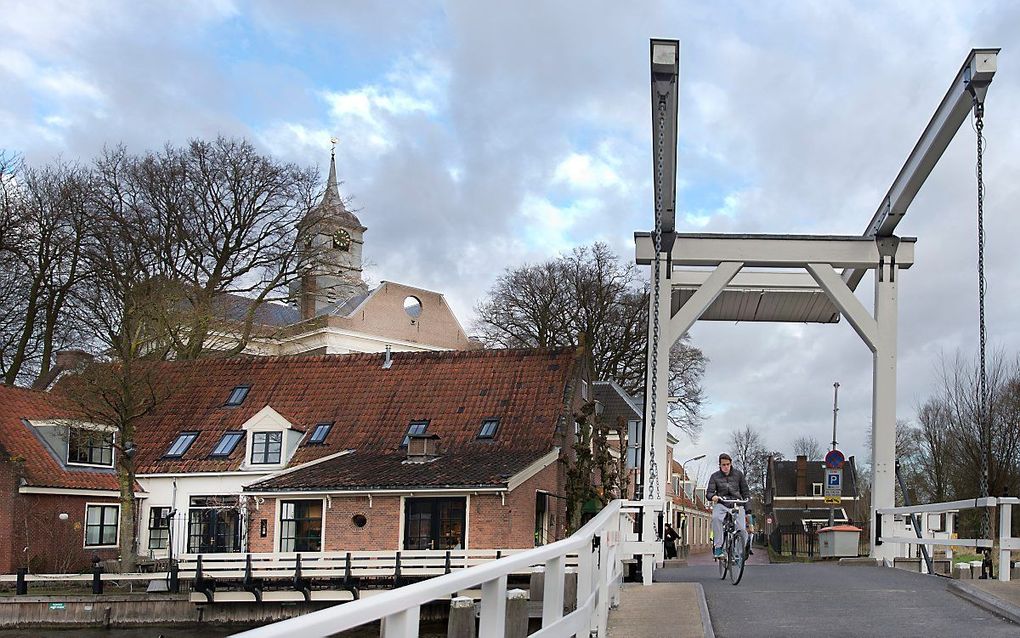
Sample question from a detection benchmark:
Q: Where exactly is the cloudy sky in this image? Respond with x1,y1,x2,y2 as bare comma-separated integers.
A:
4,0,1020,485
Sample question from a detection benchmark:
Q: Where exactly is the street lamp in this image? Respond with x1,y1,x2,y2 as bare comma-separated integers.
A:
680,455,706,501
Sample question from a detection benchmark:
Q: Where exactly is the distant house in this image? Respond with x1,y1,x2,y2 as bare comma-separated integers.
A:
0,385,126,573
669,461,712,555
764,454,862,532
114,347,590,558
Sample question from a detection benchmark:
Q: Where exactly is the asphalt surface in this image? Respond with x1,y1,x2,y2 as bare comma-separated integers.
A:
657,562,1019,637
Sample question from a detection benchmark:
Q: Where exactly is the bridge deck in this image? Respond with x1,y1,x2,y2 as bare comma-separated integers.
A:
657,561,1018,638
607,582,708,638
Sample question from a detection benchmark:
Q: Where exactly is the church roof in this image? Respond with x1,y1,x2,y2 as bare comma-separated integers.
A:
316,150,364,231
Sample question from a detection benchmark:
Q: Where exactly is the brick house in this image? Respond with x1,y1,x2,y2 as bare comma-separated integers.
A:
0,385,124,573
764,454,862,533
121,347,590,558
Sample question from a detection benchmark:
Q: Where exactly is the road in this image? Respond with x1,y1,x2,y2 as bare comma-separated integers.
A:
657,561,1018,637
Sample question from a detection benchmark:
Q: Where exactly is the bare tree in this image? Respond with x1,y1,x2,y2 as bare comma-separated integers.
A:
0,161,91,385
475,242,708,439
728,424,769,498
793,435,823,459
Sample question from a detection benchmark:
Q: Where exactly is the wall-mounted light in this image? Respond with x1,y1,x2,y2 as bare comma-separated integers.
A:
260,519,268,537
58,512,69,521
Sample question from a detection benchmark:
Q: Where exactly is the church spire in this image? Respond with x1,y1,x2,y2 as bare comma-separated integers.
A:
322,136,341,206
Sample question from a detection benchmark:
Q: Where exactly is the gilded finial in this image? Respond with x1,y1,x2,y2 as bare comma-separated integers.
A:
330,136,338,159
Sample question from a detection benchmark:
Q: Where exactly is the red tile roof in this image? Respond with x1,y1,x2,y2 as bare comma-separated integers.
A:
0,385,120,491
105,348,579,483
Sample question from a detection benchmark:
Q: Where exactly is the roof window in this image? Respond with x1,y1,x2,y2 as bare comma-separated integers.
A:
308,422,333,445
478,418,499,439
209,431,244,457
401,420,429,447
165,432,199,458
225,385,250,406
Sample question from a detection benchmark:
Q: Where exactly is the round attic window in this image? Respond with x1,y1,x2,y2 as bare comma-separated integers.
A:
352,514,368,528
403,296,422,319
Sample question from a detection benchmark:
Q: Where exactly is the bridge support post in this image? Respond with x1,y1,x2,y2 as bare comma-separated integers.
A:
447,596,476,638
505,589,529,638
870,251,899,563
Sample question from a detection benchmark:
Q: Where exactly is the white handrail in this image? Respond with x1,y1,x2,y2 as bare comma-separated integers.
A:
231,499,629,638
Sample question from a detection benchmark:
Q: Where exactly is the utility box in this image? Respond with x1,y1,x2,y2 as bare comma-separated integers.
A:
818,524,862,558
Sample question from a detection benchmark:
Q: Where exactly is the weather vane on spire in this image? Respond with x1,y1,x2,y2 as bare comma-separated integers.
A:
330,136,338,159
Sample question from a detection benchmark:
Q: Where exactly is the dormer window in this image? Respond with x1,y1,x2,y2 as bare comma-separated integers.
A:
307,422,333,445
225,385,250,407
251,432,282,464
401,420,429,447
67,428,114,467
166,432,199,458
478,418,499,439
210,431,244,457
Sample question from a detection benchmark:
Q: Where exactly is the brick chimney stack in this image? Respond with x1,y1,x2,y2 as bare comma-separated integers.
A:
796,454,808,497
55,349,94,370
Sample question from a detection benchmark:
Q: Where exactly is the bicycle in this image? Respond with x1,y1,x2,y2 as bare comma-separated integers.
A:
715,498,749,585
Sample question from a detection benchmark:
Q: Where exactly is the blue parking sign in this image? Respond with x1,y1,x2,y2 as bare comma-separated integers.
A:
828,473,840,486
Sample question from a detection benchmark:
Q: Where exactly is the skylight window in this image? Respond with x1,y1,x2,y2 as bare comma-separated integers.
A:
402,420,429,447
308,422,333,445
166,432,199,458
225,385,250,406
210,431,244,457
478,418,499,439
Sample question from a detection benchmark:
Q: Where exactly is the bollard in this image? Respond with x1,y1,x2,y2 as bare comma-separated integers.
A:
447,596,476,638
505,589,529,638
15,568,27,596
529,566,545,602
953,563,971,579
563,569,577,613
92,556,104,594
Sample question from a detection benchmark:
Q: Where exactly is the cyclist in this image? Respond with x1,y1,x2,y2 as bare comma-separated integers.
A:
706,453,750,559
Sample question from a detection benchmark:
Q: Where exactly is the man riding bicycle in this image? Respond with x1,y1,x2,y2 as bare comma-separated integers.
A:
706,453,750,559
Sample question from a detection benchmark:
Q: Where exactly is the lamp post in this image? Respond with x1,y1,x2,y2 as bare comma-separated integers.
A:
679,455,705,556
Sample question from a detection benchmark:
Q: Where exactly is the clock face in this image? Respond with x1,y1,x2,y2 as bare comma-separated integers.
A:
332,229,351,251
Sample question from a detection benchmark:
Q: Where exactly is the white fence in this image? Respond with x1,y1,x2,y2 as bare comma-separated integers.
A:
232,499,657,638
876,496,1020,581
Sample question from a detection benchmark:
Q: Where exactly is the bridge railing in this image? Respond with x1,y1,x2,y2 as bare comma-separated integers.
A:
231,498,640,638
876,497,1019,581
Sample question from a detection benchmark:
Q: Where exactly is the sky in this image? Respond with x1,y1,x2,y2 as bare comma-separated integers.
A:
4,0,1020,486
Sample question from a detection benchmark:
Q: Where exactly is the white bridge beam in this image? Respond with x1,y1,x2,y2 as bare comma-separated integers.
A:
636,233,915,269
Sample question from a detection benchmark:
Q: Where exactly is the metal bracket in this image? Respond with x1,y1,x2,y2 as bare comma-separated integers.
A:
876,236,900,283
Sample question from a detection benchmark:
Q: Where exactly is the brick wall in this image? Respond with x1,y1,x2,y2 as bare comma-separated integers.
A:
470,462,563,548
0,474,120,574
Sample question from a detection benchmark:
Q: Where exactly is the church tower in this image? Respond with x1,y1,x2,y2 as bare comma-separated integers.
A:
290,142,368,320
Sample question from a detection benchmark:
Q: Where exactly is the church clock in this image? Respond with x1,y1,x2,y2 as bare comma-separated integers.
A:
331,229,351,251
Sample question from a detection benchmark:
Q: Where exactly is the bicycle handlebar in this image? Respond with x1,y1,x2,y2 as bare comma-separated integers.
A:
715,498,749,505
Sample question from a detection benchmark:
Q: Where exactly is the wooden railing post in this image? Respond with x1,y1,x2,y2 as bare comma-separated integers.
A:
447,596,476,638
15,568,27,596
999,501,1013,582
478,575,507,637
541,555,565,628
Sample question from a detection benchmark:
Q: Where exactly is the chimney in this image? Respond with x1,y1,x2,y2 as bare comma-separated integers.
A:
406,433,439,462
382,345,393,369
55,349,94,371
796,455,808,497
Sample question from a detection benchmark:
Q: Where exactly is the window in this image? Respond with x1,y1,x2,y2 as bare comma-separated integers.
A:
225,385,250,406
401,420,429,447
210,432,244,457
148,507,170,550
307,422,333,445
67,428,114,467
812,483,824,497
251,432,282,464
188,496,241,553
280,500,323,552
85,504,119,547
581,379,589,400
478,418,499,439
165,432,198,458
404,498,465,550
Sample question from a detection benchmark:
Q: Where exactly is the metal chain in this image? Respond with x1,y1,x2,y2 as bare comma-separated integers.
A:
975,101,990,540
648,96,666,501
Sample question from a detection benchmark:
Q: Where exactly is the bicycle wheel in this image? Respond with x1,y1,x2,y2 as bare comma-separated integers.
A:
729,533,746,585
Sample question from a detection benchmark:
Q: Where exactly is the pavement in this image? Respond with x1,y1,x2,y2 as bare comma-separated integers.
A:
655,559,1019,637
607,582,710,638
948,577,1020,624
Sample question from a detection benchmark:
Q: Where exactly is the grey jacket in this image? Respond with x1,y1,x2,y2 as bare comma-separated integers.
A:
705,467,750,502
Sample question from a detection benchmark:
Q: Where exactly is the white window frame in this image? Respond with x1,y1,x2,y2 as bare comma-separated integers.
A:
66,425,116,469
276,498,326,553
251,431,283,465
812,483,824,497
84,502,120,548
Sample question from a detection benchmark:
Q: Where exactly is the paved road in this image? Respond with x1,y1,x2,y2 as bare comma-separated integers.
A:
657,563,1018,637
